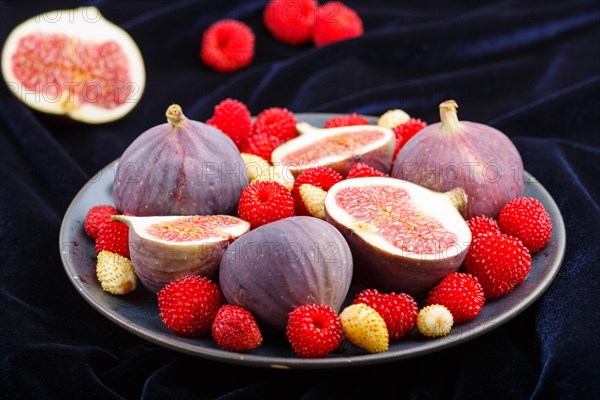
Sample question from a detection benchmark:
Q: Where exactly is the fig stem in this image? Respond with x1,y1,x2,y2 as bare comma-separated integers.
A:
446,187,468,212
439,100,463,134
166,104,185,128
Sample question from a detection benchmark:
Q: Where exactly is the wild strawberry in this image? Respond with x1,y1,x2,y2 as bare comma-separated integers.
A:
201,19,255,73
425,273,485,323
158,275,222,337
237,181,295,228
292,167,343,215
464,233,532,299
84,205,118,239
212,305,262,352
298,184,327,219
339,303,389,353
95,218,130,258
417,304,454,337
467,215,501,238
264,0,318,45
323,113,370,128
377,109,410,129
498,197,552,252
286,304,343,358
346,162,389,179
206,98,252,148
392,118,427,159
241,152,271,182
313,2,364,47
251,165,295,191
353,289,418,340
252,107,297,142
96,251,138,295
241,132,283,161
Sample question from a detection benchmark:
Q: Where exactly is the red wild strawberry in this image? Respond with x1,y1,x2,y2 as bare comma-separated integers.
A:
467,215,501,238
201,19,255,73
158,275,222,337
241,132,283,161
346,162,389,179
206,98,252,148
425,272,485,323
95,218,130,259
237,181,295,228
323,113,370,128
292,167,343,215
286,304,343,358
252,107,297,142
498,197,552,252
264,0,318,45
464,233,532,299
313,2,364,47
212,305,262,352
85,205,118,239
392,118,427,159
353,289,418,339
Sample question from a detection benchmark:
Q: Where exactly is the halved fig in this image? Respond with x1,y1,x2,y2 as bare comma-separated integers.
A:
324,177,471,296
271,122,395,177
1,7,145,124
113,215,249,293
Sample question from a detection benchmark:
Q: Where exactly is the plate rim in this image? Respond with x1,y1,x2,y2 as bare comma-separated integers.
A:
59,113,566,369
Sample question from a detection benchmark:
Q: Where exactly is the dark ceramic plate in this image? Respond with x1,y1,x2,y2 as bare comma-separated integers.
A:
59,113,566,369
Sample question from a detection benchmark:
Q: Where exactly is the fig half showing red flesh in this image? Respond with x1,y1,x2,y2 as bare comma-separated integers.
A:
113,215,250,293
271,122,395,177
1,7,145,124
324,177,472,296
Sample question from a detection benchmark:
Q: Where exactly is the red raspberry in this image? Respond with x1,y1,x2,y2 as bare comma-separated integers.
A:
241,133,283,161
264,0,318,45
158,275,222,337
95,219,129,259
392,118,427,159
252,107,297,142
313,2,364,47
498,197,552,252
467,215,501,238
353,289,418,340
425,273,485,323
292,167,343,215
323,113,370,128
201,20,255,73
237,181,295,228
286,304,343,358
84,205,118,239
346,162,389,179
206,98,252,148
212,305,262,352
464,233,532,299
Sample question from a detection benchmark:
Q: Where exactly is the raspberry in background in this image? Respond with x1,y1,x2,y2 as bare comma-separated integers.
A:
201,20,255,73
252,107,297,142
212,305,262,352
286,304,342,358
323,113,370,128
264,0,318,45
353,289,418,339
85,205,118,239
393,118,427,159
313,2,364,47
237,181,295,228
206,98,252,148
425,272,485,323
498,197,552,252
292,167,343,215
158,275,222,337
241,132,283,161
346,162,389,179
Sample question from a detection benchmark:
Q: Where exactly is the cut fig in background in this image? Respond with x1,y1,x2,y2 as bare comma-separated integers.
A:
1,7,145,124
271,122,395,177
325,177,472,296
113,215,250,293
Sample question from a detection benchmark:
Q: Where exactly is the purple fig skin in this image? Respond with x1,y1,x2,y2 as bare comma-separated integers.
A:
325,213,469,296
392,100,524,219
113,104,247,216
219,216,353,331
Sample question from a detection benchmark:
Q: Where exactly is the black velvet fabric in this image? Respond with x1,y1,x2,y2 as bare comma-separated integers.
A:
1,0,599,398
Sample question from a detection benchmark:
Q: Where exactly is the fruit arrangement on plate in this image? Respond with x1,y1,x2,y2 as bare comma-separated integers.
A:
83,98,553,358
